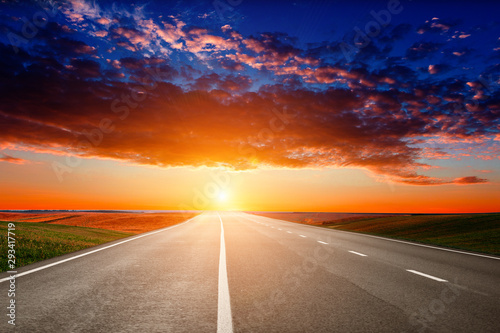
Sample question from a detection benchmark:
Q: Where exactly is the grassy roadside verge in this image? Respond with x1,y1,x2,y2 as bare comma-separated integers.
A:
251,212,500,256
0,221,134,273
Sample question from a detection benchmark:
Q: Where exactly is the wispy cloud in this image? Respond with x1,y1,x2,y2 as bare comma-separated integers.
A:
0,153,27,164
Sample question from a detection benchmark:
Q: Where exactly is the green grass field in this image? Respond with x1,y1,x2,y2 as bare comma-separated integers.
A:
321,213,500,255
0,221,134,272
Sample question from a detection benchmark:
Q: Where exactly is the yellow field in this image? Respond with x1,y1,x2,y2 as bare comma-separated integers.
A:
0,212,199,234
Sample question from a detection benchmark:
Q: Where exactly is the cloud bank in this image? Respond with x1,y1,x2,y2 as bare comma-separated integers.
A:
0,1,498,185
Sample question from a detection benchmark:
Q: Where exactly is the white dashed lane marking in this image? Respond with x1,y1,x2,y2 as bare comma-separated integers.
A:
406,269,448,282
349,251,367,257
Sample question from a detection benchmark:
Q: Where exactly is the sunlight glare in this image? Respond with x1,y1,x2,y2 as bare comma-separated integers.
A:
217,190,229,202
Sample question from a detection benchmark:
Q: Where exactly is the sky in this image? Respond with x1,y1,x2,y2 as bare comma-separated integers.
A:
0,0,499,213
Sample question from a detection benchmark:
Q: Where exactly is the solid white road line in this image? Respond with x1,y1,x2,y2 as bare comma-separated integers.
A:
317,241,328,245
349,251,367,257
406,269,448,282
299,235,307,238
217,213,234,333
0,216,197,284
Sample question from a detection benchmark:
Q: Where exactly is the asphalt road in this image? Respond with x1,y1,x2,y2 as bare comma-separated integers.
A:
1,212,499,332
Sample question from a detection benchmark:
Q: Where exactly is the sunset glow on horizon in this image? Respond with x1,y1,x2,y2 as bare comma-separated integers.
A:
0,0,499,213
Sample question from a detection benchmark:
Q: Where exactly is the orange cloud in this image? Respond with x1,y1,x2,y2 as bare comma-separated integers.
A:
453,176,488,185
0,78,492,186
0,153,27,164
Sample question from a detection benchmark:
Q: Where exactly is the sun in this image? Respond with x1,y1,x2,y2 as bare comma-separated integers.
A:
217,190,229,202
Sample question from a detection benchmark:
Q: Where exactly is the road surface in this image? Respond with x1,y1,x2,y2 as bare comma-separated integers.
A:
1,212,499,332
